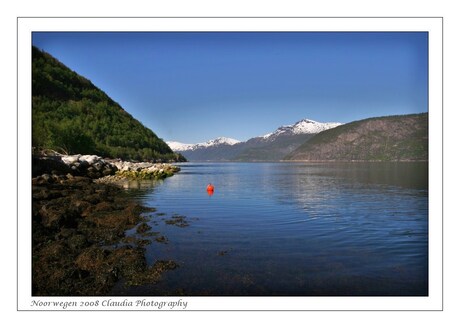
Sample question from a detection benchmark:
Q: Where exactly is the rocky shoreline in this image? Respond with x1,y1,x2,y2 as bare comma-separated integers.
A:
32,154,181,296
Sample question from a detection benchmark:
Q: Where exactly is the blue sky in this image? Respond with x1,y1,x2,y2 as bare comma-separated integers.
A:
32,32,428,143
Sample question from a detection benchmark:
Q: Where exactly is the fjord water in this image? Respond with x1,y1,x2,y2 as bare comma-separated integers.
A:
118,162,428,296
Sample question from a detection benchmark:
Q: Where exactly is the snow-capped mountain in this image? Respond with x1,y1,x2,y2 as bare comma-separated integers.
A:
197,137,241,148
166,141,195,152
167,137,241,152
261,119,342,140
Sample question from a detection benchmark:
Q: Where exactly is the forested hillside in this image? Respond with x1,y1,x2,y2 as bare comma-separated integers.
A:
32,46,185,162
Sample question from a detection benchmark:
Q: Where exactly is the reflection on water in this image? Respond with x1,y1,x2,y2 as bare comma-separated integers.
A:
313,162,428,189
115,162,428,296
119,178,163,190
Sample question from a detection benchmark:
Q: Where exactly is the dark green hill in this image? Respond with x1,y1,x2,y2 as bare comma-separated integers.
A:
32,46,185,162
285,113,428,161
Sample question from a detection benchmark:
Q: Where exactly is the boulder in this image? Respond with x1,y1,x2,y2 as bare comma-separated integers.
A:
61,155,81,165
32,156,73,177
79,155,100,165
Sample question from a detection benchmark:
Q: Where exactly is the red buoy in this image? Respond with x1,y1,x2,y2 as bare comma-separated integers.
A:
207,183,214,196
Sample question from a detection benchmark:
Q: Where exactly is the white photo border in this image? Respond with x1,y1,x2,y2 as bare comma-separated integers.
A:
17,17,443,311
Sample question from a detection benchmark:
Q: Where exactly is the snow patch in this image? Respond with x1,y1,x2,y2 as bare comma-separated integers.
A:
261,119,342,139
167,137,241,152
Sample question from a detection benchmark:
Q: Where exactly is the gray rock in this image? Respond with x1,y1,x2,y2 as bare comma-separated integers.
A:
61,155,81,165
79,155,100,165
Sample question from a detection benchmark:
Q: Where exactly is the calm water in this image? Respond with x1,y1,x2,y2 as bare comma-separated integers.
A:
113,162,428,296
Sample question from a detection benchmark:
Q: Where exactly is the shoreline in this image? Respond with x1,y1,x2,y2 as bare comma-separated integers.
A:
174,159,428,163
32,154,180,296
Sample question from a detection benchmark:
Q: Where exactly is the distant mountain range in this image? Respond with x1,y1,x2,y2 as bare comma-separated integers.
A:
168,113,428,162
167,119,342,161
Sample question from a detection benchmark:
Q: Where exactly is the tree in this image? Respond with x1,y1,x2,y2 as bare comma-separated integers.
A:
49,121,97,154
